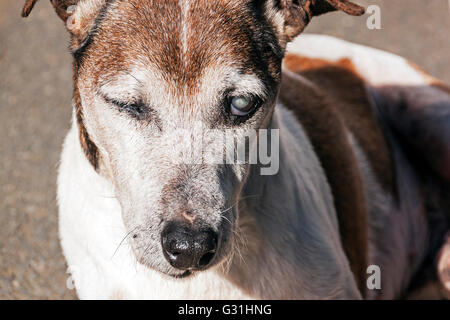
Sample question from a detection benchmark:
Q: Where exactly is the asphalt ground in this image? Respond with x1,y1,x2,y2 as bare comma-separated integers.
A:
0,0,449,299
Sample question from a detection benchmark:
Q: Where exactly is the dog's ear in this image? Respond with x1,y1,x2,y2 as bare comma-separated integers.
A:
22,0,104,49
22,0,79,21
266,0,365,44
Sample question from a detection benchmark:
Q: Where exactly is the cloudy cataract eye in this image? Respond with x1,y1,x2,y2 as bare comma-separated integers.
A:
230,96,254,116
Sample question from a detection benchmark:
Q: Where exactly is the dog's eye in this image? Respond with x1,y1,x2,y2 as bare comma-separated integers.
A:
230,96,256,116
107,98,148,119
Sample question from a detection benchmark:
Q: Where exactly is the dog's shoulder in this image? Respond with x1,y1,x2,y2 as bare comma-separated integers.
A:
282,52,397,196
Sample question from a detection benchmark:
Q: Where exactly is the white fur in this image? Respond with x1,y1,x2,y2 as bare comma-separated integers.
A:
287,34,431,86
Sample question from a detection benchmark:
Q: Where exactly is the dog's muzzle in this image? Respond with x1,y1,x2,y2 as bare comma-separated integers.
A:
161,222,218,271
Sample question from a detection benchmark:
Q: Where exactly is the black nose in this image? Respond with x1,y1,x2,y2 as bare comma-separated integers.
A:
161,223,218,270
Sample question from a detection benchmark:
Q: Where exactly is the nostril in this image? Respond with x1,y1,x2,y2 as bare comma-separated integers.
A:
195,230,218,268
198,251,215,268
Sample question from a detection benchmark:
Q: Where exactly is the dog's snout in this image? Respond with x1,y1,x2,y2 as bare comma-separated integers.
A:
161,222,218,270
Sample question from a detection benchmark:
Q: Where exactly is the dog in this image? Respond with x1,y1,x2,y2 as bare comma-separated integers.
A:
22,0,450,299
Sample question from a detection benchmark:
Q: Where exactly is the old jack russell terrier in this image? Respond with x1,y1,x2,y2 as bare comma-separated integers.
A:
22,0,450,299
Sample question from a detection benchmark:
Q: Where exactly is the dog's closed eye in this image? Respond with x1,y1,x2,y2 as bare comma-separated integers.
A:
103,96,149,120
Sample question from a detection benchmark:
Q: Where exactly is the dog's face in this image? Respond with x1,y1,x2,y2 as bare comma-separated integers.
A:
23,0,363,278
77,0,283,278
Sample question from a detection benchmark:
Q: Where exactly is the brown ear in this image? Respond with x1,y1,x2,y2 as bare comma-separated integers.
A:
22,0,79,21
22,0,38,17
310,0,365,16
275,0,365,43
22,0,104,50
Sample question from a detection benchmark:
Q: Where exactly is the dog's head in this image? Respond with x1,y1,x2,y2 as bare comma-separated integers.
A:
23,0,363,278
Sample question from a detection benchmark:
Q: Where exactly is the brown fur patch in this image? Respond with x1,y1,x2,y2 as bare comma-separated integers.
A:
284,53,397,196
74,62,99,170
